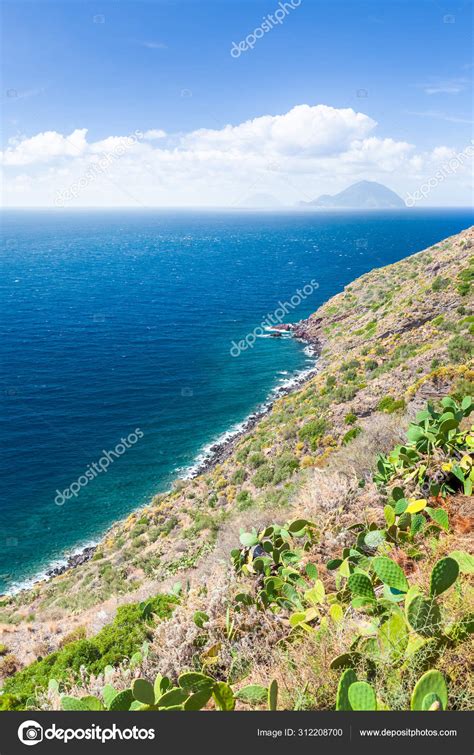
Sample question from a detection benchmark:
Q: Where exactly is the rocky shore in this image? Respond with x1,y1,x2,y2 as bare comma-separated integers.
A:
45,546,97,580
185,341,321,478
4,326,322,596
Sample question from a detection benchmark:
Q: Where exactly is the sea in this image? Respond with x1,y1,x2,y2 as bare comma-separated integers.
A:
0,208,472,593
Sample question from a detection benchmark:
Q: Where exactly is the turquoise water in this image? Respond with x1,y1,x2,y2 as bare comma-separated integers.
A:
0,208,472,592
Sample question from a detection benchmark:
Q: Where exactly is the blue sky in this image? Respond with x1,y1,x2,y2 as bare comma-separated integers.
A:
1,0,473,206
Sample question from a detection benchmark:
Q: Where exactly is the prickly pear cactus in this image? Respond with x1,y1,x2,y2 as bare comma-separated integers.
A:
347,681,377,711
132,678,155,705
268,679,278,711
411,670,447,711
406,595,442,637
430,557,459,597
108,689,134,711
348,573,375,600
336,668,357,710
63,695,103,711
372,557,409,592
421,693,441,710
378,611,408,661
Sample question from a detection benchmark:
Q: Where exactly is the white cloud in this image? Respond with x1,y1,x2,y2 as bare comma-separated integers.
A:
143,129,167,140
181,104,376,156
1,128,88,166
1,104,472,206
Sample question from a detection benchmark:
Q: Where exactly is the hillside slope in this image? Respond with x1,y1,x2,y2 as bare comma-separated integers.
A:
1,226,473,712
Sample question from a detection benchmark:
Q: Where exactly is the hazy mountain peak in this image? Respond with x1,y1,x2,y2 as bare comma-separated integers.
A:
301,180,405,209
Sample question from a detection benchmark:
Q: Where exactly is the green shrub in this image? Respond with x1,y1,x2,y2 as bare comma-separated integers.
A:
248,452,266,469
341,359,360,372
252,464,275,488
58,626,87,648
2,594,177,702
447,334,473,364
365,359,378,371
236,490,254,510
231,467,246,484
161,516,178,536
272,454,299,484
299,418,327,442
235,446,250,462
333,385,358,403
432,276,449,292
0,693,25,711
344,412,357,425
377,396,406,414
342,427,362,445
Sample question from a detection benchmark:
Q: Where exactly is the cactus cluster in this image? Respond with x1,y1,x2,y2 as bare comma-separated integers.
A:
336,669,449,712
61,673,279,712
374,396,473,497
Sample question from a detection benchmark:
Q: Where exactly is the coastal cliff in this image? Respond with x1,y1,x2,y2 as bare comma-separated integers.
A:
1,226,473,712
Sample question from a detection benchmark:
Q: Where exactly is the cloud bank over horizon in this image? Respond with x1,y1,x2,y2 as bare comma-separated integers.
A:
1,104,472,207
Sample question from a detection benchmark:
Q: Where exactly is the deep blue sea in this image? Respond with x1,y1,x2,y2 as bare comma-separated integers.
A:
0,208,472,593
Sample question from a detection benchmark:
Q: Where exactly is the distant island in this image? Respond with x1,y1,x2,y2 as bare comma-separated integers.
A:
300,180,406,209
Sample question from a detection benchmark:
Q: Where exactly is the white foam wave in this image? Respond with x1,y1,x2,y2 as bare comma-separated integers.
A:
177,355,318,480
4,538,99,596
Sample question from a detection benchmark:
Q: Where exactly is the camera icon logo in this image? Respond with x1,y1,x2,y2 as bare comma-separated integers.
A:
18,720,44,746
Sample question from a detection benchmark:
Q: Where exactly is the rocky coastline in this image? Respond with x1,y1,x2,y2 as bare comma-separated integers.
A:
4,324,323,596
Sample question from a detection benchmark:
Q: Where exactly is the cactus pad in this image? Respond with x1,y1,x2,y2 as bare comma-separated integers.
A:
178,672,215,694
212,681,235,711
430,557,459,597
268,679,278,711
132,678,155,705
422,693,441,711
410,670,447,711
406,595,442,637
348,681,377,711
378,612,408,661
108,689,134,711
336,668,357,710
61,696,93,711
348,572,376,600
372,557,409,592
330,651,362,669
425,507,449,532
448,550,474,574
